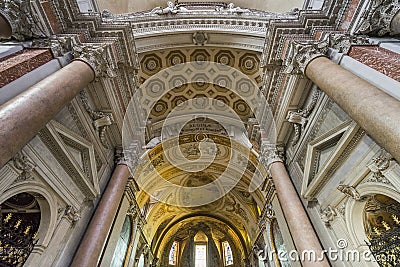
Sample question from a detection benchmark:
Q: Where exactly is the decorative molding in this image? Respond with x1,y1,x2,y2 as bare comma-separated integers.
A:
80,91,114,149
355,0,400,36
12,151,36,182
327,33,371,54
287,89,320,146
285,40,329,75
192,32,208,46
320,205,337,227
337,184,361,201
0,0,47,40
72,44,116,79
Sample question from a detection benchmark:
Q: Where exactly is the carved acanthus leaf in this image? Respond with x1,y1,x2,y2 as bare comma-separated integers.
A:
355,0,400,36
0,0,46,40
328,33,371,54
32,35,80,57
259,143,284,168
72,44,116,79
285,40,328,75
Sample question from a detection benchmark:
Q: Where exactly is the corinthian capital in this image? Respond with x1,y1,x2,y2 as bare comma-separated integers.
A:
259,143,284,168
328,33,371,54
72,44,116,79
0,0,46,40
285,40,328,75
32,35,80,57
355,0,400,36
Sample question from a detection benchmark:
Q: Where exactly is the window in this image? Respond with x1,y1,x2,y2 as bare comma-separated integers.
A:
110,216,132,266
169,241,178,265
195,244,207,267
222,241,233,266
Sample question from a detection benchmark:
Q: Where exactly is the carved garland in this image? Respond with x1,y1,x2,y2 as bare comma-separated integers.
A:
79,90,114,149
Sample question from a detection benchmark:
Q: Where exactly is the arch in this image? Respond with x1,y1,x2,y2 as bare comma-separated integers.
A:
345,183,400,247
0,181,58,248
152,214,249,260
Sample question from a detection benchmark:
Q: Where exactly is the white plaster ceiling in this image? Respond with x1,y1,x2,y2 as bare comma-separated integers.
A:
97,0,305,14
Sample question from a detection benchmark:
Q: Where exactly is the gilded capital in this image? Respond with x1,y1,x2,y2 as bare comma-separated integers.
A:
0,0,46,40
284,40,328,75
72,44,116,80
355,0,400,36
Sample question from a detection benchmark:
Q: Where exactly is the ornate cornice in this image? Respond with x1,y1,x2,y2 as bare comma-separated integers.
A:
72,44,116,79
285,40,329,75
0,0,46,40
355,0,400,36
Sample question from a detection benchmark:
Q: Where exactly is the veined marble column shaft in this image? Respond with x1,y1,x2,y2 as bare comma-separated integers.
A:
0,60,94,168
70,163,131,267
391,9,400,34
305,56,400,163
268,161,329,267
0,13,12,38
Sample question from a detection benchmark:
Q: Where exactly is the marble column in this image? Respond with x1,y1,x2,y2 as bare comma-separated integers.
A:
0,43,112,168
70,163,131,267
261,146,329,267
0,60,94,168
0,13,12,38
286,38,400,163
305,56,400,163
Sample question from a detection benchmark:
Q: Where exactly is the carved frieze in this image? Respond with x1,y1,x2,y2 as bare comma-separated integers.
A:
285,40,329,75
0,0,46,40
355,0,400,36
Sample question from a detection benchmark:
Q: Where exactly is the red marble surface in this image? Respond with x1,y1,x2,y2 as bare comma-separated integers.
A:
349,46,400,82
0,49,53,88
41,1,62,34
339,0,361,31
